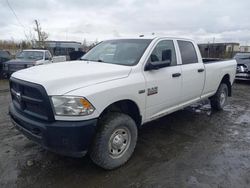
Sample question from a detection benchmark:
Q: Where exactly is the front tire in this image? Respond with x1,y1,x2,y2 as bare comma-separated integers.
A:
90,112,138,170
210,83,228,111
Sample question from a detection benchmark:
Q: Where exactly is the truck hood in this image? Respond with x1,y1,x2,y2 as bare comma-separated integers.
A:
235,58,250,66
12,61,132,95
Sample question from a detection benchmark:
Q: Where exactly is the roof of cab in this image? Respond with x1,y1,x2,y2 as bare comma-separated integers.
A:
104,36,195,42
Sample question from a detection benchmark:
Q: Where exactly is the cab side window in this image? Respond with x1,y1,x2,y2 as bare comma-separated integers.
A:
177,40,198,64
150,40,177,66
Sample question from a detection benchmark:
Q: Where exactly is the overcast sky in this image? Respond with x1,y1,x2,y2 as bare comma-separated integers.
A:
1,0,250,44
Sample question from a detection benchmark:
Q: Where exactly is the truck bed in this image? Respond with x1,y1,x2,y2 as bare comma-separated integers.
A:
202,59,237,97
202,58,223,63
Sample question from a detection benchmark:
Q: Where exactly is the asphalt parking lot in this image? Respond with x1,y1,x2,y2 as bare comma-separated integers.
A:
1,79,250,188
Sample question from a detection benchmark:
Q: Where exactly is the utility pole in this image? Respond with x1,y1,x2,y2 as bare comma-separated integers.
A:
34,20,48,48
34,19,41,42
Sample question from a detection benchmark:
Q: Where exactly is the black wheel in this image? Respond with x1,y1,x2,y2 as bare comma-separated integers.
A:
90,112,138,170
210,83,228,111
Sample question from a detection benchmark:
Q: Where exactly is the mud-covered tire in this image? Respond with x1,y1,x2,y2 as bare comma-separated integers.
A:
210,83,228,111
90,112,138,170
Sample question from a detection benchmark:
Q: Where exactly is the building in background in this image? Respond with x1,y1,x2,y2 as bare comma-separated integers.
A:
198,42,240,59
240,46,250,53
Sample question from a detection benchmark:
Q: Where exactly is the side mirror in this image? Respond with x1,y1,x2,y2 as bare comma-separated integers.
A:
145,49,172,71
145,60,171,71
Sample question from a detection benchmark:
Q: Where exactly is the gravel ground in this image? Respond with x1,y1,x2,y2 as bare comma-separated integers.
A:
0,79,250,188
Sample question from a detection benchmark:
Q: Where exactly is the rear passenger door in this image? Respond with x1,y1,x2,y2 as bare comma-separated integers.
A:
177,40,205,104
144,40,182,120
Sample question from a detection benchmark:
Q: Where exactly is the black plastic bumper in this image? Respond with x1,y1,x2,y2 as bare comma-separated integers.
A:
9,103,97,157
236,72,250,80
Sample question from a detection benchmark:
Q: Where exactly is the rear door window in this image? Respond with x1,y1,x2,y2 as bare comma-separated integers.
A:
178,40,198,64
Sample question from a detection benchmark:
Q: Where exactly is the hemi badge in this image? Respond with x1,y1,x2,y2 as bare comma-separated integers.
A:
138,89,145,94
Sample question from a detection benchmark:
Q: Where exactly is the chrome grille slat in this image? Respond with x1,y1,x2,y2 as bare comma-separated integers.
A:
10,78,54,122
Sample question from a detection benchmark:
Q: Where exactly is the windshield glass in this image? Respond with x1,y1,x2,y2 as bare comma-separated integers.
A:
234,53,250,59
81,39,152,66
16,51,44,60
0,51,10,58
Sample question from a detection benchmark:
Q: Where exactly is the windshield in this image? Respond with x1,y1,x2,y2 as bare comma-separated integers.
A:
234,53,250,59
81,39,152,66
16,51,44,60
0,51,10,58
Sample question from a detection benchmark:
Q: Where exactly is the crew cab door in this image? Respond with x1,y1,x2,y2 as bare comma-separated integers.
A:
177,40,205,103
143,40,182,121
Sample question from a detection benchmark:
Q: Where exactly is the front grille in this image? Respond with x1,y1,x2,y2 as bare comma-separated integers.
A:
10,77,54,121
8,64,26,72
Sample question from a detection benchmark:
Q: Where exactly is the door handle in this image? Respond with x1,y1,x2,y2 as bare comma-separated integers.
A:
198,68,205,73
172,73,181,77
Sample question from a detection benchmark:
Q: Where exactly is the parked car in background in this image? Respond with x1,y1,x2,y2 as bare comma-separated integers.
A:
52,55,67,63
2,49,65,77
234,52,250,80
0,50,11,77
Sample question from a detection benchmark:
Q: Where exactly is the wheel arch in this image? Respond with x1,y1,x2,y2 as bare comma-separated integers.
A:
220,74,232,96
98,99,142,128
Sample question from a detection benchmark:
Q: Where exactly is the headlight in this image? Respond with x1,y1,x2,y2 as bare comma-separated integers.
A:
51,96,95,116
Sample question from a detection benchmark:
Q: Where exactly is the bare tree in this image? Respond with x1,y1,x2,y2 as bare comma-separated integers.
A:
82,38,88,51
34,20,49,48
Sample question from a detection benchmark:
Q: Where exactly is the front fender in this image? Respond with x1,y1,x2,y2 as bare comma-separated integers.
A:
64,73,146,122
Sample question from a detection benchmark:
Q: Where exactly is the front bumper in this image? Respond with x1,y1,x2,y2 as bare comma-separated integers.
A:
235,72,250,80
9,103,97,157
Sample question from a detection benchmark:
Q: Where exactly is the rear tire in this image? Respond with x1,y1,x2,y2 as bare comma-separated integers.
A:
210,83,228,111
90,112,138,170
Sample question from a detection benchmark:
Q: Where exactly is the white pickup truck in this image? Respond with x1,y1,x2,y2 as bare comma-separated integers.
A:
9,37,236,169
3,49,66,77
